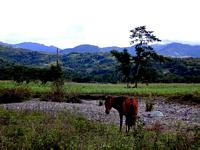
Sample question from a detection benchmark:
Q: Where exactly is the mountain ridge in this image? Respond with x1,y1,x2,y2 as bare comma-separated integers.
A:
0,41,200,57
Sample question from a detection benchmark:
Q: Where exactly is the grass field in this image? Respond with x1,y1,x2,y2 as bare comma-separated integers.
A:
0,108,199,149
0,81,200,96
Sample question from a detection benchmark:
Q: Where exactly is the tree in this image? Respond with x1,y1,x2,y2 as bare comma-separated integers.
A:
111,49,132,87
130,26,164,88
49,64,64,82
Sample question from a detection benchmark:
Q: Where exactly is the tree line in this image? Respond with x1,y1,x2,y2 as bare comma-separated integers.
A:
1,58,200,84
0,65,63,84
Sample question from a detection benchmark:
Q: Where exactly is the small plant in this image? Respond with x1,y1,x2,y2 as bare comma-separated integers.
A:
98,100,104,106
146,102,154,112
145,94,154,112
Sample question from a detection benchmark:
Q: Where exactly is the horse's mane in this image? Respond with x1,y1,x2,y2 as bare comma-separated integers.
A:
111,96,128,110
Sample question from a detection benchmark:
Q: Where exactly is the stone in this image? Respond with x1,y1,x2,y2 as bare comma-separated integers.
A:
149,111,164,117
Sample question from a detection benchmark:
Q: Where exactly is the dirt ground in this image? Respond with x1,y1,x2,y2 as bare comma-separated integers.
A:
1,98,200,130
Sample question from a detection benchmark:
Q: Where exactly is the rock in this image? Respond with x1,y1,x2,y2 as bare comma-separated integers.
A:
149,111,164,117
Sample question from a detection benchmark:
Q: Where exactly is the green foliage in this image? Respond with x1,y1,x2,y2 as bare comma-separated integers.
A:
111,49,132,87
1,81,200,104
130,26,165,87
1,44,200,83
0,108,199,149
62,52,118,83
0,45,56,67
49,64,64,82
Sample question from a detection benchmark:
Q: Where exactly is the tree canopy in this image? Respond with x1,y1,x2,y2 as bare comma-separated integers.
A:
130,26,165,88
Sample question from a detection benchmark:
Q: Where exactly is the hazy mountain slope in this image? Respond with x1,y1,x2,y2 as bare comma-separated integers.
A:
14,42,60,53
0,45,56,66
1,41,200,57
61,44,100,54
154,43,200,57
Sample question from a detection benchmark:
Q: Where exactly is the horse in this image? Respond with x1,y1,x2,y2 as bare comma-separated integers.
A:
105,96,139,132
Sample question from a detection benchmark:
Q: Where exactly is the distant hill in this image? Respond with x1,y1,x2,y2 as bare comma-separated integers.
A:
61,45,135,55
14,42,60,53
153,43,200,58
61,44,100,54
1,41,200,57
0,45,56,66
61,43,200,57
0,45,116,72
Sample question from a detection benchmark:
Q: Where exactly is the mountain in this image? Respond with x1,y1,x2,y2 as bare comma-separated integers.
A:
62,43,200,57
1,41,200,57
14,42,60,53
0,42,10,46
153,43,200,58
61,45,136,55
0,45,56,66
61,44,100,54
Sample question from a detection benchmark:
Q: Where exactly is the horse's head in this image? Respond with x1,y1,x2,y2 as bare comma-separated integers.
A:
105,96,113,114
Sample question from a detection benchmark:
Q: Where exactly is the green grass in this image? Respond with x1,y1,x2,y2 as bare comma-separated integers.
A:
1,81,200,96
0,108,199,149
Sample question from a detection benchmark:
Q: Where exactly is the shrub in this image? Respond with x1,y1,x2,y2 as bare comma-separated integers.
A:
41,81,81,103
167,92,200,104
0,87,31,103
98,100,104,106
145,94,154,112
146,102,154,112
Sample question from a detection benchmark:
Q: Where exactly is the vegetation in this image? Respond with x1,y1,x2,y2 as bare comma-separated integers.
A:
129,26,165,87
0,108,199,149
2,44,200,83
0,81,200,102
111,49,132,87
0,41,200,149
0,86,31,104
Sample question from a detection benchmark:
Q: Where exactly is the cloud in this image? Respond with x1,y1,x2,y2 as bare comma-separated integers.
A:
0,0,200,48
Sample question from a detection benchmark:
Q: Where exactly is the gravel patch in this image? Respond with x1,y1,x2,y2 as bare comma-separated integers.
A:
0,98,200,130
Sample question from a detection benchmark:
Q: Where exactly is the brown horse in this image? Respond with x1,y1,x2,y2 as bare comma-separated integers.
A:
105,96,138,132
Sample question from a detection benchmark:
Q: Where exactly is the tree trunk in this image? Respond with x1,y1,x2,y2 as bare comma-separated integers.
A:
134,63,140,88
127,82,130,88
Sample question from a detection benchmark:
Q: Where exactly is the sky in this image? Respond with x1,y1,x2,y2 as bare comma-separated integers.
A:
0,0,200,48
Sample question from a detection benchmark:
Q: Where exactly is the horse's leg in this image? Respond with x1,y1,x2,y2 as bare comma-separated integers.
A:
127,123,130,133
119,114,123,132
125,116,128,133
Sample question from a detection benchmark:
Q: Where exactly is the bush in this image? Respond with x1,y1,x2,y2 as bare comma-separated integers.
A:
146,102,154,112
41,92,81,103
167,92,200,104
0,87,31,103
145,94,154,112
40,81,81,103
98,100,104,106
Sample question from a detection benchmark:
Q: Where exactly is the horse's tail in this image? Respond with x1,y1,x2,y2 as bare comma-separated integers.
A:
127,98,138,127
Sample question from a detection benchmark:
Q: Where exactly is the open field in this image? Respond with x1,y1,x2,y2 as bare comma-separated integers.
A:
0,107,199,149
0,81,200,149
0,81,200,97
